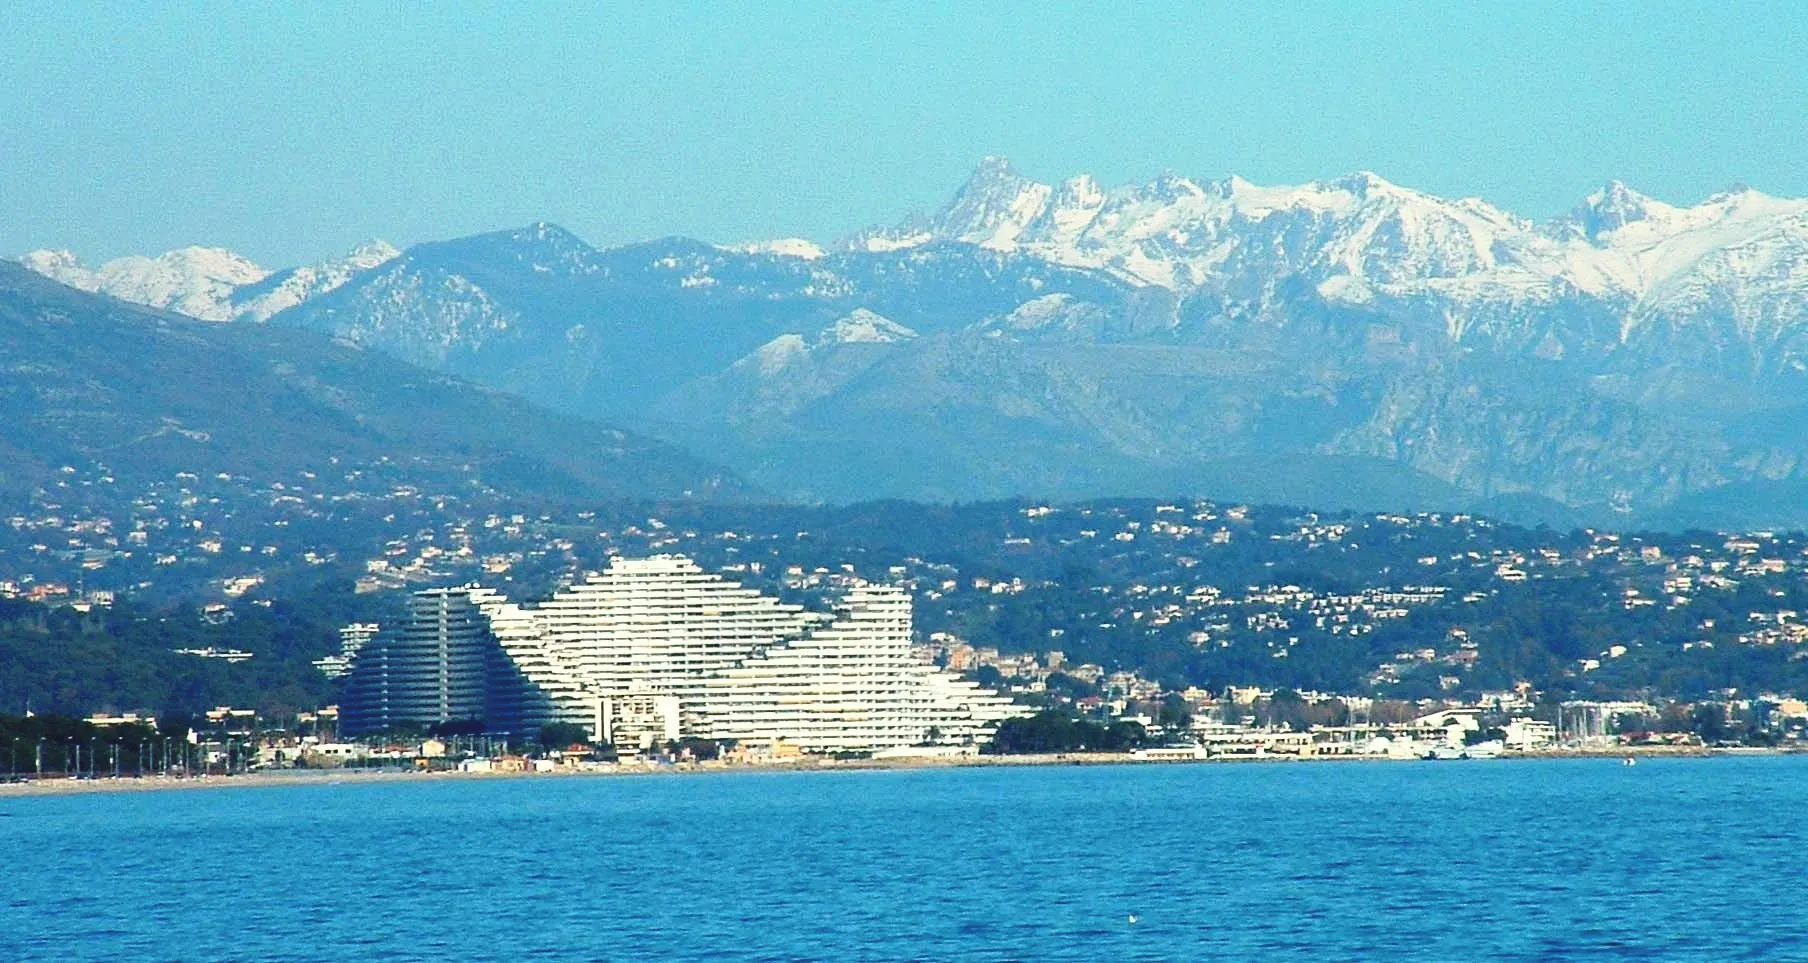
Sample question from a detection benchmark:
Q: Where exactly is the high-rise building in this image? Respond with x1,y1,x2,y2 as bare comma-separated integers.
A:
312,622,379,680
338,590,504,735
338,556,1023,750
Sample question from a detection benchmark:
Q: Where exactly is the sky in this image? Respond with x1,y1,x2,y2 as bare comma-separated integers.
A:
3,2,1806,268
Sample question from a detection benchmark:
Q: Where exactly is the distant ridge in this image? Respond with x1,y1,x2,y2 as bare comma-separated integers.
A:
0,260,748,505
16,160,1808,529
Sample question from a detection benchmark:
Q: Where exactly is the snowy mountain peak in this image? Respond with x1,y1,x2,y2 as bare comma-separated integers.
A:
949,156,1034,206
161,246,267,275
18,245,269,321
19,248,85,280
818,308,917,346
749,334,809,375
230,239,403,323
738,309,917,377
1027,175,1110,248
725,237,826,259
1221,174,1256,195
503,221,589,252
927,156,1053,249
345,239,401,267
1574,180,1660,239
1142,171,1206,202
16,238,404,324
1056,173,1102,205
972,154,1015,176
1330,170,1399,197
825,160,1808,310
432,222,597,278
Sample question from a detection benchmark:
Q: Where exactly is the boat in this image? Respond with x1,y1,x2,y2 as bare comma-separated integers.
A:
1462,740,1504,759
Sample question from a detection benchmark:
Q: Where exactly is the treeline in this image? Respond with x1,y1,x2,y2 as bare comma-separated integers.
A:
0,713,201,777
0,573,387,719
986,710,1149,754
14,495,1808,720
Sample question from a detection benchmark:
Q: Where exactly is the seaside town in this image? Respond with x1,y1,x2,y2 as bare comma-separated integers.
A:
17,10,1808,963
0,650,1784,787
5,487,1808,788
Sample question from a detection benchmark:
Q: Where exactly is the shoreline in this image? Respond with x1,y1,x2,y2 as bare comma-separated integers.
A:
0,744,1786,799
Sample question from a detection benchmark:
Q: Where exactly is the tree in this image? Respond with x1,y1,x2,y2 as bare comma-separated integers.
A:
988,711,1081,754
1156,694,1193,733
1463,726,1507,746
987,710,1146,754
1101,720,1147,751
538,723,591,751
157,712,194,742
1691,704,1729,744
1045,672,1101,700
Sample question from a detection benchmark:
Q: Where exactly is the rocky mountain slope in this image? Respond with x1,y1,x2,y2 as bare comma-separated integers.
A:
20,241,400,323
21,245,269,321
20,160,1808,527
0,261,745,505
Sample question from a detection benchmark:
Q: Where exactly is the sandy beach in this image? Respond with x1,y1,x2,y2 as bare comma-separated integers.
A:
0,742,1750,800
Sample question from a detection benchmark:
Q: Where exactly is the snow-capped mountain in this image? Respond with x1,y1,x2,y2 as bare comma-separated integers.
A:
656,309,923,426
739,308,918,377
231,240,401,322
18,239,398,323
21,246,270,321
850,158,1808,349
270,224,1141,418
847,159,1542,291
20,159,1808,527
724,237,826,259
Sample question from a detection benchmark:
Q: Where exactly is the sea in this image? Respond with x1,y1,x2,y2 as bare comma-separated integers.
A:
3,756,1806,961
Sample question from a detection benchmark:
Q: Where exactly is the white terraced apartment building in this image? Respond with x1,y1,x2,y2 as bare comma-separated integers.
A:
533,556,818,732
341,555,1023,751
693,582,1026,749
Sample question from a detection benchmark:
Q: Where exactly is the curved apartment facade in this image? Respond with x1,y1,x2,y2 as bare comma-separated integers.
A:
339,588,508,735
340,556,1023,750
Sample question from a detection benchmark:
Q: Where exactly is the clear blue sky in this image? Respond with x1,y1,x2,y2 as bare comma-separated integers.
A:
4,2,1805,267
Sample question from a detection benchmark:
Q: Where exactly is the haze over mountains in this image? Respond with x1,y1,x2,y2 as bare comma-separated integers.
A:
0,261,743,507
20,159,1808,528
23,240,402,323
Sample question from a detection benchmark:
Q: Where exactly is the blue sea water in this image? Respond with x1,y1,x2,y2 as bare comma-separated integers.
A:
3,757,1806,961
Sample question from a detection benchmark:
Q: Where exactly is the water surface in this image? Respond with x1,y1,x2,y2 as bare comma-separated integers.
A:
3,757,1804,960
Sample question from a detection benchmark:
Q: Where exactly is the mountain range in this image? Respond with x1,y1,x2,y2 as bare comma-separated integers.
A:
19,158,1808,528
23,240,401,323
0,261,743,506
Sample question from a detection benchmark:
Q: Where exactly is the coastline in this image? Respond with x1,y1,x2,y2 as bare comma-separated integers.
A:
0,743,1780,799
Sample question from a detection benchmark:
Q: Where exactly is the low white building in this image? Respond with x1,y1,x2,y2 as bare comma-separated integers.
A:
1503,717,1557,750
